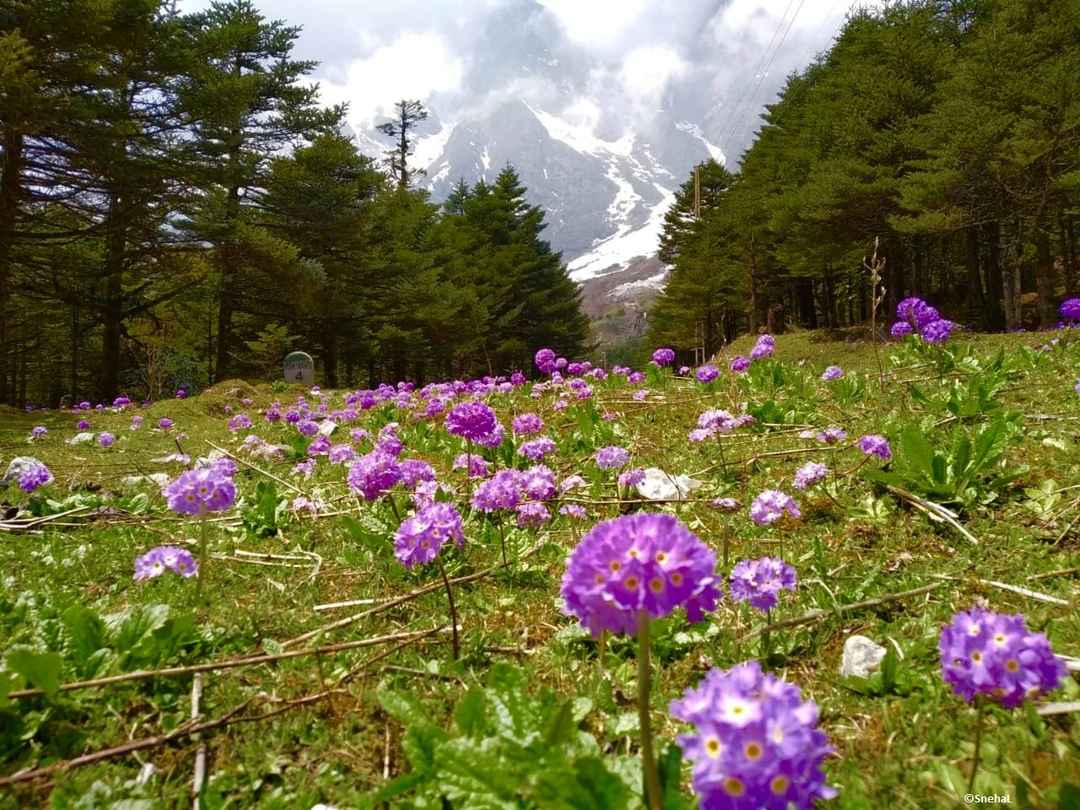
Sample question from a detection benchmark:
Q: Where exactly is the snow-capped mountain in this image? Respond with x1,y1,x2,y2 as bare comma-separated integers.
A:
357,100,722,285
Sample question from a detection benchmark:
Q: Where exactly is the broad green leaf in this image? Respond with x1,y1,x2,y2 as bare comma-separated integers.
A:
6,647,63,695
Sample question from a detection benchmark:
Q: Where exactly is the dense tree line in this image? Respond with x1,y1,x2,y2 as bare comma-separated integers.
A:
649,0,1079,357
0,0,587,405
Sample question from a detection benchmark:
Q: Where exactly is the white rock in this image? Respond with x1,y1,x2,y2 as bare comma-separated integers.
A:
636,467,702,501
67,432,96,445
135,762,157,785
317,420,337,437
840,635,888,679
2,456,45,483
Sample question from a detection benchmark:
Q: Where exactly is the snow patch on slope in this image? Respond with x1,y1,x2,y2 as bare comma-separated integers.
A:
525,102,634,157
568,183,675,282
414,123,457,171
609,270,668,299
675,121,726,165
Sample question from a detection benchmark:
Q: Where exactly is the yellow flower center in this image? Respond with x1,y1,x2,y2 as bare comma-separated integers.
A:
649,578,664,593
971,651,982,663
1005,659,1020,673
624,576,639,590
771,775,790,795
723,777,745,797
670,573,684,586
744,742,763,761
705,738,721,758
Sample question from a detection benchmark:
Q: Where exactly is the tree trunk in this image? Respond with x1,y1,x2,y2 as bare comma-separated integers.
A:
1035,223,1058,328
983,221,1006,331
1061,212,1075,296
965,227,987,329
796,279,816,329
323,321,338,388
0,127,23,405
101,189,126,399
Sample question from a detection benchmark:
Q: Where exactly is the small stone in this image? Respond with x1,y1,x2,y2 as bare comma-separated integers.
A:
636,467,702,501
840,635,887,678
2,457,45,483
317,420,337,437
122,473,171,489
67,432,96,445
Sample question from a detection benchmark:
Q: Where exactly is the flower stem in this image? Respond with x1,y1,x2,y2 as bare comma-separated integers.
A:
196,514,209,603
465,438,474,505
967,696,985,793
636,612,662,810
437,556,460,660
497,517,508,567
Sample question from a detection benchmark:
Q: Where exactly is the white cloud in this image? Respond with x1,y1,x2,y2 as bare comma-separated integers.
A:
620,45,687,108
539,0,651,46
316,31,465,129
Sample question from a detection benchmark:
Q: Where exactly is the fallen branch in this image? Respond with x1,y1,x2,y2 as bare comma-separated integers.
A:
7,626,441,700
930,574,1071,607
883,484,979,545
745,583,945,639
191,674,206,810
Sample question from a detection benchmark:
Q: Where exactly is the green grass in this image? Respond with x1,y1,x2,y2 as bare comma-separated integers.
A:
1,330,1078,809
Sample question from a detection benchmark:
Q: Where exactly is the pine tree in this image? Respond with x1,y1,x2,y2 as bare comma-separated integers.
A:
376,99,428,190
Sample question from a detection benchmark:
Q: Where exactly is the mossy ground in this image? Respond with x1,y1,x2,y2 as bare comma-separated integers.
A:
1,330,1078,809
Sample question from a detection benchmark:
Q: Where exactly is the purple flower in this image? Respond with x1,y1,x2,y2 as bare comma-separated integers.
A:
131,415,143,430
750,490,801,526
560,503,588,520
651,347,676,367
158,417,173,431
821,365,844,381
98,432,116,449
711,496,741,512
939,607,1066,709
394,503,464,568
473,421,505,448
922,319,954,344
698,409,737,433
729,355,751,373
1060,298,1080,322
347,451,403,501
535,347,557,375
113,395,131,408
730,557,798,612
297,419,319,437
293,458,316,479
678,365,691,376
696,365,719,383
227,413,252,432
595,445,630,470
519,436,557,461
521,464,557,501
445,401,498,442
560,513,721,637
560,474,587,493
793,462,829,490
512,413,544,436
890,321,914,338
814,427,847,445
176,389,187,399
516,501,551,527
307,435,331,456
471,469,523,512
618,467,646,489
399,459,436,488
76,419,90,430
897,297,940,329
164,466,236,515
750,334,775,360
670,661,836,809
134,545,198,581
328,444,356,465
30,426,47,440
18,462,53,493
858,434,892,461
453,453,490,478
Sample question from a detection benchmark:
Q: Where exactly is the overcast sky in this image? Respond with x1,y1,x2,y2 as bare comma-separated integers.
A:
176,0,863,150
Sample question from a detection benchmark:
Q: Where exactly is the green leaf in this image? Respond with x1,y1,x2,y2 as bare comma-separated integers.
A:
899,425,936,481
6,647,63,695
454,687,488,737
61,605,108,677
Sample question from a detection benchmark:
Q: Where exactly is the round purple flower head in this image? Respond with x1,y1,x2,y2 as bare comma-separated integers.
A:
521,464,557,501
512,412,544,436
595,445,630,470
820,365,843,381
158,417,173,431
618,467,646,489
471,469,523,512
453,452,490,478
347,451,403,501
445,401,498,442
921,319,954,344
730,557,798,612
19,462,53,493
518,438,557,462
651,347,676,367
670,661,836,809
696,365,720,383
750,490,801,526
939,606,1066,709
176,388,187,399
394,503,464,568
134,545,198,581
399,459,436,488
793,462,828,491
98,432,115,449
560,513,721,637
164,466,236,515
890,321,914,338
750,334,775,360
858,434,892,461
1059,298,1080,322
30,426,47,440
729,355,751,373
76,419,90,430
516,501,551,528
535,347,557,375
